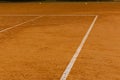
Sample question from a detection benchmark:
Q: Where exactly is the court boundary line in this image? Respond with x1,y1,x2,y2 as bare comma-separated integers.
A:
60,15,98,80
0,14,98,79
0,16,42,33
0,14,96,17
0,14,97,33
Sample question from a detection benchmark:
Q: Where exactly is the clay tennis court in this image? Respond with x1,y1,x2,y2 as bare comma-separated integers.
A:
0,2,120,80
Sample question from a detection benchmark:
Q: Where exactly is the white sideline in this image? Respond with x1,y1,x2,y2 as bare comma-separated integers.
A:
60,15,98,80
0,16,42,33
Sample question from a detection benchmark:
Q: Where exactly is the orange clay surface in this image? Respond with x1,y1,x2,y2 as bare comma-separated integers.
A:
0,16,94,79
67,15,120,80
0,2,120,80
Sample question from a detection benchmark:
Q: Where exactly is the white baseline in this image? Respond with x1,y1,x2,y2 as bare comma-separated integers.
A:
60,15,98,80
0,14,96,17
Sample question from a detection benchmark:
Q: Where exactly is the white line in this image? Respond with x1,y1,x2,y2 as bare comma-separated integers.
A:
0,16,42,33
0,14,96,17
60,15,98,80
43,14,96,17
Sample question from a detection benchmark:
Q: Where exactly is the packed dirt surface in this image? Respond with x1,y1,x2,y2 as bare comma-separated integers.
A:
0,2,120,15
67,15,120,80
0,2,120,80
0,16,94,79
